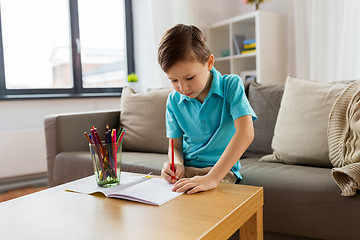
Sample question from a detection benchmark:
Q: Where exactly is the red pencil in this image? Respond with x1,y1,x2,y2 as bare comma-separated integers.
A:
171,138,175,180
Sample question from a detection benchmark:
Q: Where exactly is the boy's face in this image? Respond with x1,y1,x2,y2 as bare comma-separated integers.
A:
166,55,214,103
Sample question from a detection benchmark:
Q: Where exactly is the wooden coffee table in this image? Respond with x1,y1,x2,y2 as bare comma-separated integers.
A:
0,174,263,240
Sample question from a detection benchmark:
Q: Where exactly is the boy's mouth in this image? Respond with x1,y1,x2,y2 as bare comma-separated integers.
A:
184,92,193,97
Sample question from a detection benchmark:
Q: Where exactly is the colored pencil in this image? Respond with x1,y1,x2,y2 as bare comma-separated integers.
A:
117,128,124,142
84,132,96,155
116,129,126,152
84,131,94,144
171,139,175,180
90,129,106,179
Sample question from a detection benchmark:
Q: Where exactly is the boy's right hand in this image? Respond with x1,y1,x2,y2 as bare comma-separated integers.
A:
161,162,185,184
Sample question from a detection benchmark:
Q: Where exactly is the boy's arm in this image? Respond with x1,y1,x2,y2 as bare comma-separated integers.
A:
172,115,254,194
208,115,254,182
162,137,185,183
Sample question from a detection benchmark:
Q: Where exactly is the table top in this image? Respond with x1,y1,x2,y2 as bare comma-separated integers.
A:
0,173,263,240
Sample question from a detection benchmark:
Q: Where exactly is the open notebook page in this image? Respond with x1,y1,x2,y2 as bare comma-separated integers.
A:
111,177,182,205
66,172,182,206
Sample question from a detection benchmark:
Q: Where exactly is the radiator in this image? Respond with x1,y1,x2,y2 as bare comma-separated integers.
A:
0,129,47,179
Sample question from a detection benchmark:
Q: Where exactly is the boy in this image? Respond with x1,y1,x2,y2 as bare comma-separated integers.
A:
158,24,257,194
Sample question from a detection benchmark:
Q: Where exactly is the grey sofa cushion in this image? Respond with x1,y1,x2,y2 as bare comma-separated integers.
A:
240,158,360,240
243,83,284,158
120,152,167,175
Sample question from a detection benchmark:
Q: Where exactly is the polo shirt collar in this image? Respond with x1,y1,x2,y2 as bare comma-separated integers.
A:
178,67,223,104
208,67,223,98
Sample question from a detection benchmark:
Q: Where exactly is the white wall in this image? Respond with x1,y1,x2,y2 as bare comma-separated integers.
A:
0,97,120,179
195,0,289,28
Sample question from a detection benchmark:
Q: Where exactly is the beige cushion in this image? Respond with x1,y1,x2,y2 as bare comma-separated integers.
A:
260,75,349,167
120,87,172,154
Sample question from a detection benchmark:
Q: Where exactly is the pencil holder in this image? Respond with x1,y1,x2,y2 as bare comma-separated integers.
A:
89,142,122,188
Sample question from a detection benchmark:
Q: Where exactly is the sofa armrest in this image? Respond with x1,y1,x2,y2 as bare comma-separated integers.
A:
44,110,120,187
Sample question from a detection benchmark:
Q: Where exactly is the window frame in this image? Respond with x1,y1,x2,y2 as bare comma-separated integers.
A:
0,0,134,100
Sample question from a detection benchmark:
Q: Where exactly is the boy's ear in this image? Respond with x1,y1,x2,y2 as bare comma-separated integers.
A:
207,54,214,71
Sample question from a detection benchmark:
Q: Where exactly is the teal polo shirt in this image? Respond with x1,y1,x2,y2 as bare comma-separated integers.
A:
166,67,257,179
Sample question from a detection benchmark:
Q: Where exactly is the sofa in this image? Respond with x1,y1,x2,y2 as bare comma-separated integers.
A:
44,76,360,240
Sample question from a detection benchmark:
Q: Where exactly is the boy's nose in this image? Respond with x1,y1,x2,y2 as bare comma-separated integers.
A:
179,82,189,91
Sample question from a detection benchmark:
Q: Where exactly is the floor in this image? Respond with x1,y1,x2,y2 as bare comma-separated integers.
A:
0,186,48,203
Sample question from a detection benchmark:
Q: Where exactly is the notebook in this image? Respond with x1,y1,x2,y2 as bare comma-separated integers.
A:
66,172,183,206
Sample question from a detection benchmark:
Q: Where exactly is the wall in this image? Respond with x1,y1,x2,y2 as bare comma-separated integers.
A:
0,97,120,179
195,0,289,28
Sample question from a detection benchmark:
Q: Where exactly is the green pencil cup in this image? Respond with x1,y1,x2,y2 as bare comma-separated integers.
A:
89,142,122,188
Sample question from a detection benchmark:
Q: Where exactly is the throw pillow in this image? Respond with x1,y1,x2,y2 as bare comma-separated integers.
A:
260,75,349,167
120,87,172,154
243,83,284,158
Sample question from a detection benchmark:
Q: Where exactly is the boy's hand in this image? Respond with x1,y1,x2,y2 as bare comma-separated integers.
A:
172,174,218,194
161,162,185,184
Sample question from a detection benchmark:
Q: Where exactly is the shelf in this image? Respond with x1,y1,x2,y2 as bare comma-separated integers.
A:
233,52,256,59
214,56,231,62
207,11,287,84
209,11,257,28
215,53,256,62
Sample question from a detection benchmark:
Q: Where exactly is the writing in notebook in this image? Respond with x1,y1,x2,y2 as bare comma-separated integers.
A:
66,172,183,206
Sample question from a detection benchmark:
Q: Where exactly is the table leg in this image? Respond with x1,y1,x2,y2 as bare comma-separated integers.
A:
239,207,263,240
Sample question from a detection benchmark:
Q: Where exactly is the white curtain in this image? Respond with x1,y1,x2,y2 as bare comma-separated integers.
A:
130,0,197,92
288,0,360,82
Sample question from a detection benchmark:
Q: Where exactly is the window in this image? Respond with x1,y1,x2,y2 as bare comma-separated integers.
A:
78,0,126,89
1,1,72,90
0,0,134,99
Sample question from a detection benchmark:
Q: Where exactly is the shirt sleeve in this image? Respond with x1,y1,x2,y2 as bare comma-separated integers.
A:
226,75,257,121
165,94,184,138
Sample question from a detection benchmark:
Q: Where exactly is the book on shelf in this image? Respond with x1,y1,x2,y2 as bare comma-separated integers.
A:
243,42,256,49
233,35,245,55
242,47,256,51
66,172,183,206
241,49,256,54
243,39,256,45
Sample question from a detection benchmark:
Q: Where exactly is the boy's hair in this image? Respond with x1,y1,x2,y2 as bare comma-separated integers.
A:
158,24,210,72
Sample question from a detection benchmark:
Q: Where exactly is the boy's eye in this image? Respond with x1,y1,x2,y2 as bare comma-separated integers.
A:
170,79,177,82
186,76,194,80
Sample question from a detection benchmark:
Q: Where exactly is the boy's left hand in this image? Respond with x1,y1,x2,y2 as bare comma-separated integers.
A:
172,175,218,194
